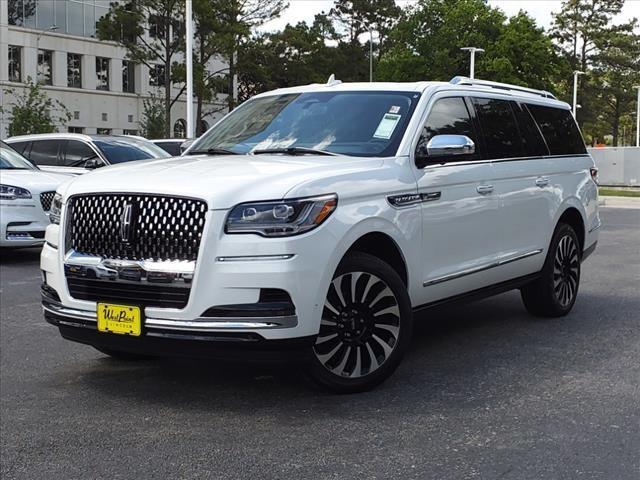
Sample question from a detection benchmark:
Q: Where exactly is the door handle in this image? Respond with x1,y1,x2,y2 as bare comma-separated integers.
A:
535,177,550,187
476,184,494,195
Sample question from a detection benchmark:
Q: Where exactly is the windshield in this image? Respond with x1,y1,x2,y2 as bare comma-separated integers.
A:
93,138,171,164
191,91,421,157
0,142,37,170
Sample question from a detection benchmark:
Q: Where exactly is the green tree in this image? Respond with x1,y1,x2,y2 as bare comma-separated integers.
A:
551,0,639,144
213,0,288,109
587,24,640,145
97,0,184,137
483,12,568,90
1,78,71,136
139,93,167,139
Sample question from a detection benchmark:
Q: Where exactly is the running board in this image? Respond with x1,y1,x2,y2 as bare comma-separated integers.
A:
413,272,541,313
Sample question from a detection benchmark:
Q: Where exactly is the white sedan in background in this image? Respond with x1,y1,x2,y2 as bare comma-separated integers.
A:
0,141,71,248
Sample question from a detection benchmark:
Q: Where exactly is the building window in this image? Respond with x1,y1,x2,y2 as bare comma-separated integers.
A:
68,126,85,134
123,129,138,136
8,46,22,82
74,111,80,120
67,53,82,88
96,57,110,91
101,113,108,121
173,119,186,138
96,128,112,135
149,65,165,87
37,49,53,85
128,114,134,123
122,60,135,93
149,15,166,39
8,0,36,26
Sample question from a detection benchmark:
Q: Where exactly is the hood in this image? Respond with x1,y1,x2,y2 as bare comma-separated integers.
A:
0,169,73,194
59,154,384,209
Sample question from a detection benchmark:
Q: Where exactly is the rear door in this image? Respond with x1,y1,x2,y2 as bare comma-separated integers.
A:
472,96,556,279
25,139,64,173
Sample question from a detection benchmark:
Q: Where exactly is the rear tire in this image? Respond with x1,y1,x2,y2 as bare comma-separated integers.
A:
94,346,152,361
305,252,413,394
521,222,581,317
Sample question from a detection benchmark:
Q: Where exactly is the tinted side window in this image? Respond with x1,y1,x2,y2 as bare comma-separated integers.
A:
28,140,62,166
417,97,479,162
526,104,587,155
8,141,30,155
64,140,99,167
472,97,523,159
512,103,549,157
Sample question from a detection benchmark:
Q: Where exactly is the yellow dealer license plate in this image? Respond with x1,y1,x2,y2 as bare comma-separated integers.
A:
97,303,142,337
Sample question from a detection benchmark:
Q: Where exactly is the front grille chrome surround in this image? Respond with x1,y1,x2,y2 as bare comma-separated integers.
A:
66,193,208,262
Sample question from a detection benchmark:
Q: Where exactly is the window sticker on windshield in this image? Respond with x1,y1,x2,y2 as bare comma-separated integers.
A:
373,113,401,140
389,105,401,114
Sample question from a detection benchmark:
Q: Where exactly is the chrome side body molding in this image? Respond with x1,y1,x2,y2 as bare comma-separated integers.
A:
423,249,543,287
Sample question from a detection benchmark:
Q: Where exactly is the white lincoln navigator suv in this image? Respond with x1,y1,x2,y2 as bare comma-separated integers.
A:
41,77,600,393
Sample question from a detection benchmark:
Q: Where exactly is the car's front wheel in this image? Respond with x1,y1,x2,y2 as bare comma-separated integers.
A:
305,252,413,393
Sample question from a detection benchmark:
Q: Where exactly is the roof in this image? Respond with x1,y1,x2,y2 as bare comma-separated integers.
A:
253,77,569,109
5,133,152,143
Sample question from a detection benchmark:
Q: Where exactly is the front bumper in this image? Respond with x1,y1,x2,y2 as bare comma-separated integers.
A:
43,296,315,362
0,202,49,247
41,208,342,341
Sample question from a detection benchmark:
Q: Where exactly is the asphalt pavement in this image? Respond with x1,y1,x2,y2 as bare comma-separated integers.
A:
1,207,638,480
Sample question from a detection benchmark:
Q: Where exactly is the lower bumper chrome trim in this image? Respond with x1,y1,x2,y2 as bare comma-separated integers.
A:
43,301,298,331
423,249,543,287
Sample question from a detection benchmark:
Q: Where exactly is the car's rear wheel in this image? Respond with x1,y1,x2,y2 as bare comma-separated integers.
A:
305,252,412,393
521,222,581,317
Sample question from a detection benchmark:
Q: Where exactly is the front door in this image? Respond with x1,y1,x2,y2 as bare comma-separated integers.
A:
413,95,503,305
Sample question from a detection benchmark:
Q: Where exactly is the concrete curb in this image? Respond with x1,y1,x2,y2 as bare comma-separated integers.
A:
599,196,640,209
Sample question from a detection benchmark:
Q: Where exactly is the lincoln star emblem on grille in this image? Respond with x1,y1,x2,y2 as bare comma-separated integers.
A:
119,203,134,243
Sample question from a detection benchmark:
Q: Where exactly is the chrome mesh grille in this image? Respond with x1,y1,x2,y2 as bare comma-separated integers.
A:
67,194,208,261
40,191,56,212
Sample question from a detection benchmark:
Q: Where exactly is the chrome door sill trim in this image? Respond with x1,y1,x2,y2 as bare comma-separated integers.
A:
423,249,543,287
216,254,295,262
43,303,297,330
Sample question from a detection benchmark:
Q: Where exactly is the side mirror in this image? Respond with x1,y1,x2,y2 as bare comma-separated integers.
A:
416,134,475,165
84,157,103,169
426,134,475,157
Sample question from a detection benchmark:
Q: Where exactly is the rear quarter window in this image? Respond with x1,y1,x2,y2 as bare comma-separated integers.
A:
526,104,587,156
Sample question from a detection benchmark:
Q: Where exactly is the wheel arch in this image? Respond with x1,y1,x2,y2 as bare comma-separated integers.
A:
557,206,586,252
345,231,409,287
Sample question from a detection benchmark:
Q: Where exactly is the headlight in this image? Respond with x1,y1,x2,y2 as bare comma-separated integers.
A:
49,193,63,224
225,194,337,237
0,184,32,200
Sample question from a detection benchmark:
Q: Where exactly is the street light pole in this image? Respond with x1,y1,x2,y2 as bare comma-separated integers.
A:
185,0,194,139
635,86,640,147
368,25,373,82
572,70,584,118
460,47,484,79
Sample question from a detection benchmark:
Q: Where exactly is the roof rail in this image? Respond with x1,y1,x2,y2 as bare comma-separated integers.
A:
449,76,556,99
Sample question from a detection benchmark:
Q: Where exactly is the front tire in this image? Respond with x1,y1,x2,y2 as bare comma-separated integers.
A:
305,252,413,393
521,222,581,317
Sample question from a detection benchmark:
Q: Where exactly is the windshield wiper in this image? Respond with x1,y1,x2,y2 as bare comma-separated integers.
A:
188,148,239,155
252,147,338,156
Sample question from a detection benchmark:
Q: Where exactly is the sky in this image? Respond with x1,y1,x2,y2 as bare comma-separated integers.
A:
260,0,640,33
